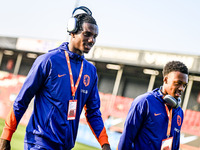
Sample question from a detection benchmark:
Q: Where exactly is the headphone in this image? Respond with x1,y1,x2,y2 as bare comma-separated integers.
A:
67,6,92,33
159,86,181,108
163,95,181,108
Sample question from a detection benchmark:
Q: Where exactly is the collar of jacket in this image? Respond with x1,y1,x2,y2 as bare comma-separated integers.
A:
151,88,164,102
151,88,181,111
59,42,84,61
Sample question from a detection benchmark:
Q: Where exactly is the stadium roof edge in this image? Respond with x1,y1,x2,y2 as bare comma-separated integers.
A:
1,36,200,73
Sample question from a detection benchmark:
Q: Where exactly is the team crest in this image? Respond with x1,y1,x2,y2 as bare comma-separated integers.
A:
83,75,90,87
177,115,181,126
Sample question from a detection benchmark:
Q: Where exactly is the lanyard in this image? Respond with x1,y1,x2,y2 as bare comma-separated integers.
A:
65,51,83,99
165,104,173,137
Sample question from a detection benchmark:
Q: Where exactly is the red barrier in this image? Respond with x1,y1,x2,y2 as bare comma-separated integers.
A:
182,109,200,136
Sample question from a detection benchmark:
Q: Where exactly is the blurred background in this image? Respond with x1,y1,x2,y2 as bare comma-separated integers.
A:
0,0,200,149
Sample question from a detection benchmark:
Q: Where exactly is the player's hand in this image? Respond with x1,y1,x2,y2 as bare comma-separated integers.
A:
102,144,111,150
0,139,10,150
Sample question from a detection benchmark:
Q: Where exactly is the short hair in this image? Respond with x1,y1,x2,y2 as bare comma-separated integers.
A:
73,13,97,34
162,61,189,76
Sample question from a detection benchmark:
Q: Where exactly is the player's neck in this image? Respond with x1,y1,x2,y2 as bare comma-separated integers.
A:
68,43,83,56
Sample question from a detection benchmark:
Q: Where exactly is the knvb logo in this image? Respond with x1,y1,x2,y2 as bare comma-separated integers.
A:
177,115,182,126
83,75,90,87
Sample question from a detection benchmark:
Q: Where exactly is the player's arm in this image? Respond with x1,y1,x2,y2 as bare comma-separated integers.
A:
0,55,51,148
118,97,149,150
84,73,110,149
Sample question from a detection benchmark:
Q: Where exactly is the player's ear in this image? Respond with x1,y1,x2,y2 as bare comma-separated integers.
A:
71,33,75,38
163,76,168,84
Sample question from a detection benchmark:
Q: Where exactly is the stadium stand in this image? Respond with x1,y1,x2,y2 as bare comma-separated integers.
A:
182,109,200,136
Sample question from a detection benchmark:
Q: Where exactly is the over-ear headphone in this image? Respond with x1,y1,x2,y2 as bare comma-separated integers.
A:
159,86,181,108
67,6,92,33
163,95,181,108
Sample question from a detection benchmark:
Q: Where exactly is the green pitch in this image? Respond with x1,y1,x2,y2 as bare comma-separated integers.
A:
0,118,100,150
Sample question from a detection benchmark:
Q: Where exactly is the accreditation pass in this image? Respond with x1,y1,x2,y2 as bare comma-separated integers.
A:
161,137,173,150
67,100,77,120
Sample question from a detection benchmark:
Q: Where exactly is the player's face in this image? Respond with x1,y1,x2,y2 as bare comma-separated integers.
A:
164,71,188,100
73,22,98,54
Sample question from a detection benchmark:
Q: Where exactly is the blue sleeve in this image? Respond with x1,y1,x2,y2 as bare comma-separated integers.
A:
84,73,109,146
118,96,149,150
13,54,51,124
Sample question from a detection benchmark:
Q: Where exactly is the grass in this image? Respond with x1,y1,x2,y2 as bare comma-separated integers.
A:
0,118,100,150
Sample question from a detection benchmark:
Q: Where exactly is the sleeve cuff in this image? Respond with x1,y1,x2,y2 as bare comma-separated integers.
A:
98,127,110,147
1,127,15,141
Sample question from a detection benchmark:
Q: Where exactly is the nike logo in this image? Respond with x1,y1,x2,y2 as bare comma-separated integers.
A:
58,74,66,77
154,113,161,116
